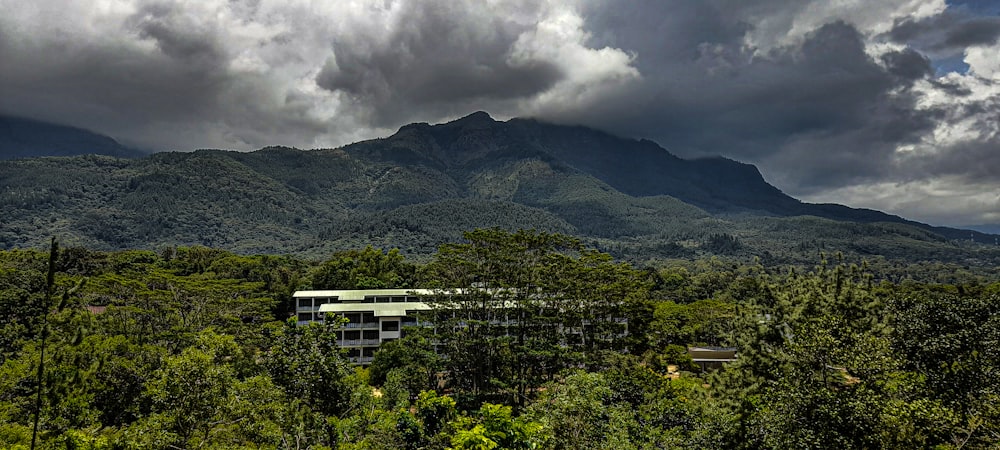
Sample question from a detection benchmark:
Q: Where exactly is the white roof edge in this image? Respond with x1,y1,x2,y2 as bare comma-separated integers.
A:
317,302,433,313
293,288,443,299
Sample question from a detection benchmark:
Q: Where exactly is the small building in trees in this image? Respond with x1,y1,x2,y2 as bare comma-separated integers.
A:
687,346,738,371
295,289,434,364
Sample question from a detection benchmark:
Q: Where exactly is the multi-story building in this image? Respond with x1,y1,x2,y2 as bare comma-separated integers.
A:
294,287,628,365
294,289,435,364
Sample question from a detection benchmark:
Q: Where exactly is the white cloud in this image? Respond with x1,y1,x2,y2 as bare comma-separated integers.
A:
738,0,946,52
966,45,1000,79
512,5,640,116
0,0,636,150
802,177,1000,226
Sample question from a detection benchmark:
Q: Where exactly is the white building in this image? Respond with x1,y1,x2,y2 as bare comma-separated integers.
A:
294,289,436,364
294,287,628,365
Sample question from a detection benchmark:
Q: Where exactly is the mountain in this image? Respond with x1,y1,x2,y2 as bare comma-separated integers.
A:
0,112,997,266
965,224,1000,236
347,112,989,241
0,115,145,159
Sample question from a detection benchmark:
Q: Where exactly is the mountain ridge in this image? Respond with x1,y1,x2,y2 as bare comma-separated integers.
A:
361,112,988,241
0,112,996,264
0,115,146,159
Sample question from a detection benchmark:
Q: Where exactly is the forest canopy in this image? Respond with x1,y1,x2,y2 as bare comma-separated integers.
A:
0,230,998,449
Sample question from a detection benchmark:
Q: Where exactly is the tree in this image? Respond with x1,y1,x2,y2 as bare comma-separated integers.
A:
260,318,355,446
888,290,1000,446
368,333,441,404
309,246,418,290
0,248,48,362
648,298,736,348
422,228,649,408
141,331,240,446
449,403,544,450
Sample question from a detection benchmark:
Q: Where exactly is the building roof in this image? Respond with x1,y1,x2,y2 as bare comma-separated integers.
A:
294,288,439,299
318,302,432,316
687,346,738,360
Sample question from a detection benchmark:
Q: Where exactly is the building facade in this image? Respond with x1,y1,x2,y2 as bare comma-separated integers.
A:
294,289,435,364
294,287,628,365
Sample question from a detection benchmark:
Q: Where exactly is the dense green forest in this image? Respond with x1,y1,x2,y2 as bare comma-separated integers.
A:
1,230,999,449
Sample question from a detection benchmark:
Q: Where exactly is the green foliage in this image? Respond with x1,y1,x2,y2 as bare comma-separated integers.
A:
0,248,48,360
649,298,736,348
0,236,998,448
525,371,615,449
143,331,240,444
368,333,441,403
424,228,648,407
450,403,544,450
887,290,1000,446
4,140,1000,267
309,246,419,290
260,319,353,418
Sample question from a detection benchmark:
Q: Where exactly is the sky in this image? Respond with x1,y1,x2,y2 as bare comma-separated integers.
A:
1,0,998,227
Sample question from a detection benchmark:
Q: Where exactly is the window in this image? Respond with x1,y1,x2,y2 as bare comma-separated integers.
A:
381,320,399,332
344,330,361,340
297,312,312,321
298,299,312,308
345,313,361,324
363,330,379,339
391,296,406,303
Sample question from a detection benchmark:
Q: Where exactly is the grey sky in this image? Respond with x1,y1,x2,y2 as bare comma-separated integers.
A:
1,0,998,226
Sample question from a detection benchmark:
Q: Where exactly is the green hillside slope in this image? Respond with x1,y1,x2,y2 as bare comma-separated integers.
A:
1,114,998,265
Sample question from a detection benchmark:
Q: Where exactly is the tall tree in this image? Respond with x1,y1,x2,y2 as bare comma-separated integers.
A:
309,246,418,290
423,229,648,408
261,318,356,446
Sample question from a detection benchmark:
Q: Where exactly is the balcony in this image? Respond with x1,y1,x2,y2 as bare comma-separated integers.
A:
338,339,382,346
341,322,379,329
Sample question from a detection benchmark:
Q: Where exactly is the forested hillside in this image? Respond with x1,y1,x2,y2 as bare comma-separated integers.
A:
2,114,998,266
0,116,144,160
1,231,998,448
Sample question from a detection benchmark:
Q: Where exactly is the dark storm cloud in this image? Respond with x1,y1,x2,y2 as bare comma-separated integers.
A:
944,18,1000,48
888,10,1000,53
905,92,1000,184
581,0,750,67
534,10,936,192
131,2,227,65
930,78,975,96
315,1,564,127
0,30,224,124
914,140,1000,183
882,49,934,80
0,1,336,150
1,0,997,224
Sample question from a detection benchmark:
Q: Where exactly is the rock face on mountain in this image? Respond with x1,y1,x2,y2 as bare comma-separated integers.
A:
0,115,144,159
0,112,996,263
329,112,800,241
344,112,978,240
363,111,803,213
